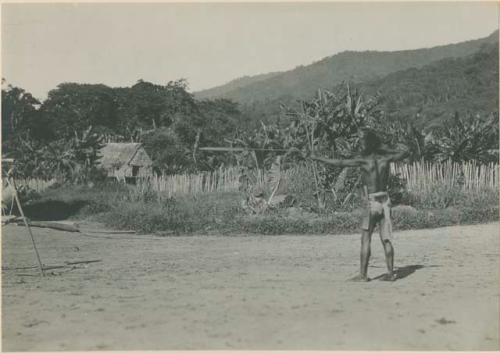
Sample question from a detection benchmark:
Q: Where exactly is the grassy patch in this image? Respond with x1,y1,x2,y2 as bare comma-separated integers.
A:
238,210,362,235
239,206,498,235
97,191,244,234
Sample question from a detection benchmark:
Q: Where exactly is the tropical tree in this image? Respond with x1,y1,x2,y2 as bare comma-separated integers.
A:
173,98,245,171
142,127,193,175
1,81,42,154
113,79,198,138
40,83,117,140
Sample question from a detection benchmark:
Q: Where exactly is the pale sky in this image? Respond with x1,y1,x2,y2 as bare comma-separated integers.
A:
2,2,498,100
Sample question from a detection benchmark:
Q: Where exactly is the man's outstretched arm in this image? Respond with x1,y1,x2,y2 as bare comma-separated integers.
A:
311,155,365,167
379,145,409,162
391,149,409,161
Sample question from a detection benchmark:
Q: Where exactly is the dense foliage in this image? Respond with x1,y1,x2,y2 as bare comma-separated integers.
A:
2,79,247,179
2,80,41,155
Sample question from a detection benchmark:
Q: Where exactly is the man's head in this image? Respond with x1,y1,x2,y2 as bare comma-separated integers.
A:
359,128,382,155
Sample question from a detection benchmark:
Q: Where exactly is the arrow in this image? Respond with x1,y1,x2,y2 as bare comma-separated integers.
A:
199,147,298,152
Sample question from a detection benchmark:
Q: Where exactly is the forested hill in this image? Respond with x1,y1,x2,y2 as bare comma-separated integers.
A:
195,71,283,100
359,41,499,127
195,30,498,104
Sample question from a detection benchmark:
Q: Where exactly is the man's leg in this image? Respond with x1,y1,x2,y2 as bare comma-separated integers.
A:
350,222,375,282
360,228,373,277
380,223,396,281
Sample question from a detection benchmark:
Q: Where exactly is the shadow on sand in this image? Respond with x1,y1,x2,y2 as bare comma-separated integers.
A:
21,200,88,221
373,264,440,281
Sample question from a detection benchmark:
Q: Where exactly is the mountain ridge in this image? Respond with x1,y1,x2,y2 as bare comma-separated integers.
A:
195,30,498,104
360,41,499,126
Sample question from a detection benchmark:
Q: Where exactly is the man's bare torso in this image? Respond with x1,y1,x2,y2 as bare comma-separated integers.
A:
359,155,391,194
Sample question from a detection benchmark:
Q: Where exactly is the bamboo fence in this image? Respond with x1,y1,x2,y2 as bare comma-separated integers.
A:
13,178,57,193
391,160,499,194
15,161,498,199
138,161,498,198
137,167,241,198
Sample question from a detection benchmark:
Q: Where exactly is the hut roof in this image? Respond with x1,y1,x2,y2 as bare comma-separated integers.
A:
99,143,151,169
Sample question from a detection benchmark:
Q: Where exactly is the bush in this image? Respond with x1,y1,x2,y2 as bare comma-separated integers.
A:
98,201,189,234
457,188,499,210
405,184,464,209
387,173,407,205
393,207,461,230
100,191,244,234
285,165,319,211
458,205,499,224
285,164,364,213
16,185,41,205
239,210,362,235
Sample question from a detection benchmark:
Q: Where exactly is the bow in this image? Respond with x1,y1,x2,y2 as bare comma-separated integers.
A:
198,146,312,161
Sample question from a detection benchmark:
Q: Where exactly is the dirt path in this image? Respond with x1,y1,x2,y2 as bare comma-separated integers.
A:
2,223,499,351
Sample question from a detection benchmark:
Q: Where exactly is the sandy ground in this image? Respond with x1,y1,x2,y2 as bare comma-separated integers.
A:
2,222,499,351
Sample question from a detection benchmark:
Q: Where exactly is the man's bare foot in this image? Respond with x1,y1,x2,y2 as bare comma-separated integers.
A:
349,274,370,282
380,273,397,281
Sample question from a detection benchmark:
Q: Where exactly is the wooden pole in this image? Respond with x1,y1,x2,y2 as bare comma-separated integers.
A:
3,166,45,277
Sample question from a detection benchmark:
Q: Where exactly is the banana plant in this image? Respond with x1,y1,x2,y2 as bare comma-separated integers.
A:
280,84,382,210
429,113,499,163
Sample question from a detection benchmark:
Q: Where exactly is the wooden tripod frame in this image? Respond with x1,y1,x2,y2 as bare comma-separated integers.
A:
2,159,45,277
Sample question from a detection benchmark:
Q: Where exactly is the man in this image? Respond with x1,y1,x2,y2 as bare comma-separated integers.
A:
311,129,408,282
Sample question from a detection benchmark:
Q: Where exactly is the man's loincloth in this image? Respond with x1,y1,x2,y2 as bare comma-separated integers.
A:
361,191,393,241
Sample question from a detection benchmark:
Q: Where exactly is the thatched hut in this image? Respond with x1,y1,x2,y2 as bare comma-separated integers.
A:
99,143,153,182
